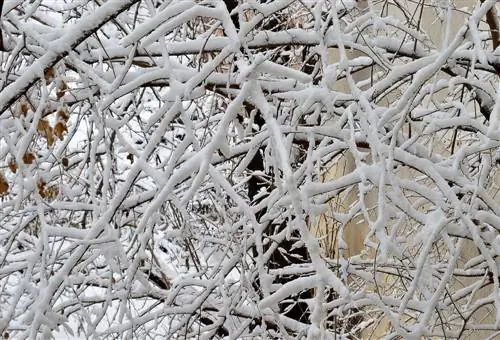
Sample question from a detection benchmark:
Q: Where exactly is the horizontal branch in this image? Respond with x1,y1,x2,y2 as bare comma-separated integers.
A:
76,29,500,73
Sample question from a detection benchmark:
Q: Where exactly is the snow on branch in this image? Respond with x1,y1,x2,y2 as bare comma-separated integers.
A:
0,0,498,338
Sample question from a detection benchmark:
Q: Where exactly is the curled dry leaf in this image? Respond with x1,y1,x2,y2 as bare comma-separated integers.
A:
36,179,58,200
20,102,29,117
54,121,67,140
23,153,36,164
37,180,46,197
0,173,9,195
37,119,51,135
47,133,55,147
57,107,69,122
37,119,55,147
57,80,68,99
44,67,55,84
44,185,59,200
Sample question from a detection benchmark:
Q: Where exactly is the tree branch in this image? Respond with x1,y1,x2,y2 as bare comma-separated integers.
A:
0,0,141,116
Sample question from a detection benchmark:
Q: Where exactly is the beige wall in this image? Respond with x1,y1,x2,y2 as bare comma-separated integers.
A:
318,0,500,338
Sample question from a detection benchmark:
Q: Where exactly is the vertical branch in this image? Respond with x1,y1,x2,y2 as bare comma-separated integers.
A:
0,0,4,51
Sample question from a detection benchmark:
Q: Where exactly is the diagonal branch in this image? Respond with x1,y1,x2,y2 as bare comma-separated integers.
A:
0,0,141,117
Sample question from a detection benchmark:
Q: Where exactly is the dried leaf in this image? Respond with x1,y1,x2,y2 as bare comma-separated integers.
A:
0,173,9,195
57,80,68,99
20,102,29,117
62,157,69,167
22,153,35,164
44,67,55,83
44,185,59,200
38,119,56,146
37,180,46,197
54,121,67,140
57,107,69,122
8,159,17,173
46,132,55,147
37,119,51,135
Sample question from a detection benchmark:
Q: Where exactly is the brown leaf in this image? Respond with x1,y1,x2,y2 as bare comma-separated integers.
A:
62,157,69,167
56,80,68,99
44,185,59,200
46,132,55,147
37,119,51,135
20,102,29,117
44,67,55,84
8,159,17,173
0,173,9,195
22,153,35,164
57,108,69,122
37,180,46,197
54,121,67,140
38,119,56,147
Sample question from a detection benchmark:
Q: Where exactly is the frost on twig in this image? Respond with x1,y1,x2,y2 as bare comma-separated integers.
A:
0,0,498,339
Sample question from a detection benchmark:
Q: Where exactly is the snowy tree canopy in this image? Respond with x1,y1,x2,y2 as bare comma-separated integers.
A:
0,0,499,338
